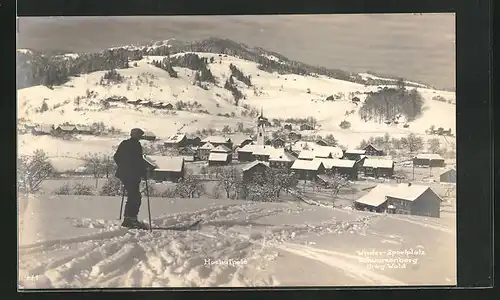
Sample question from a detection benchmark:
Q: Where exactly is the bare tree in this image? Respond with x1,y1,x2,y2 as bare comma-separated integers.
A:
400,133,424,153
325,172,350,200
266,168,299,198
18,149,52,194
175,174,205,198
83,153,105,187
428,138,441,154
217,166,241,198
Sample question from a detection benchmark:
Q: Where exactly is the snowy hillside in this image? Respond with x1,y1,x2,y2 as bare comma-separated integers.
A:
18,195,456,288
17,50,456,155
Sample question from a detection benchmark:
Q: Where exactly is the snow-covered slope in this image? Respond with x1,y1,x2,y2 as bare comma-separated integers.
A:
17,51,456,155
18,195,456,288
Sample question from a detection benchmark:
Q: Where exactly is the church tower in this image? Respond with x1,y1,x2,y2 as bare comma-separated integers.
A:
256,107,268,146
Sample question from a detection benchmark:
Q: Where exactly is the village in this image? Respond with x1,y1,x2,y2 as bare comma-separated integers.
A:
19,106,456,220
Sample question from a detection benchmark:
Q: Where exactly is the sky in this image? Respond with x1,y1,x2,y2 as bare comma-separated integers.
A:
17,14,455,90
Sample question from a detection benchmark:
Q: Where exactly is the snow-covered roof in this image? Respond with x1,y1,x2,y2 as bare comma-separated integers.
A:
47,157,86,173
143,131,156,137
242,161,270,172
181,155,195,162
322,146,344,158
201,136,231,144
211,145,232,153
144,155,184,172
314,158,356,169
362,159,394,169
364,144,381,151
416,153,445,160
252,145,279,157
165,134,186,143
355,183,440,207
208,152,230,162
138,100,152,105
345,149,366,155
440,168,456,176
75,125,92,131
199,142,215,150
269,150,296,162
33,125,53,133
228,134,253,147
238,144,259,153
291,159,324,171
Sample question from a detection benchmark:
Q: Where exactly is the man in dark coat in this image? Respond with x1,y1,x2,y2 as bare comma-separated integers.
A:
114,128,149,229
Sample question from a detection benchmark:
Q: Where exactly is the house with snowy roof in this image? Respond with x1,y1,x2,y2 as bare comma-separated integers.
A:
164,133,188,148
242,161,270,182
200,136,232,149
343,149,367,161
269,150,296,169
143,155,185,182
291,159,326,181
54,125,77,135
198,142,215,160
208,152,232,166
361,158,395,178
413,153,446,168
363,144,384,156
313,158,359,180
439,168,456,183
31,124,54,135
141,131,157,141
354,183,442,218
227,134,253,149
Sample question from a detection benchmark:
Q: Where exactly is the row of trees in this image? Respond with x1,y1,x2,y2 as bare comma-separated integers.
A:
151,58,178,78
358,133,456,156
229,63,252,86
224,76,245,106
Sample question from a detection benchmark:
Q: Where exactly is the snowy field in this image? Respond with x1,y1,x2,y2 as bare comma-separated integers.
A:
18,195,456,288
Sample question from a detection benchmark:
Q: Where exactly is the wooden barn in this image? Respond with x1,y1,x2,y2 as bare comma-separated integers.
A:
363,144,384,156
127,99,142,105
32,124,53,135
269,150,296,169
138,100,153,107
162,103,174,110
300,124,314,131
288,131,301,141
186,135,201,147
315,158,359,180
208,152,232,166
237,144,257,162
178,146,197,162
440,168,456,183
413,153,446,168
198,142,215,160
54,125,77,135
252,146,276,162
362,158,395,178
143,155,185,182
354,183,442,218
291,159,326,181
283,124,293,131
164,134,188,148
242,161,270,182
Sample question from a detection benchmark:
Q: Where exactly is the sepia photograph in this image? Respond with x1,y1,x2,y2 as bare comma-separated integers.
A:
17,14,456,288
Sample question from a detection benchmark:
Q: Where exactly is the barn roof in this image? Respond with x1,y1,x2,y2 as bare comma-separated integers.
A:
252,145,279,156
415,153,445,160
242,161,270,172
355,183,441,207
211,145,232,153
238,144,259,153
314,158,356,169
440,168,456,176
227,134,253,147
199,142,215,150
144,155,184,172
208,152,230,162
291,159,324,171
362,159,394,169
363,143,381,151
57,125,76,131
33,124,53,133
201,136,231,144
269,150,296,162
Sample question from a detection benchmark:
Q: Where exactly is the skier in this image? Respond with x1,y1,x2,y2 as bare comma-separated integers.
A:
113,128,149,229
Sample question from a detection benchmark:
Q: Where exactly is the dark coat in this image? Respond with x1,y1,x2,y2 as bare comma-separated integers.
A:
113,138,147,180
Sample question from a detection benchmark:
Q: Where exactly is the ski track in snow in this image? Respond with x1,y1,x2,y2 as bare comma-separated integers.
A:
19,203,380,288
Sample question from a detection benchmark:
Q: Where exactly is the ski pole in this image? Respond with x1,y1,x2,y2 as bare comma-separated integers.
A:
119,183,125,220
145,171,152,232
